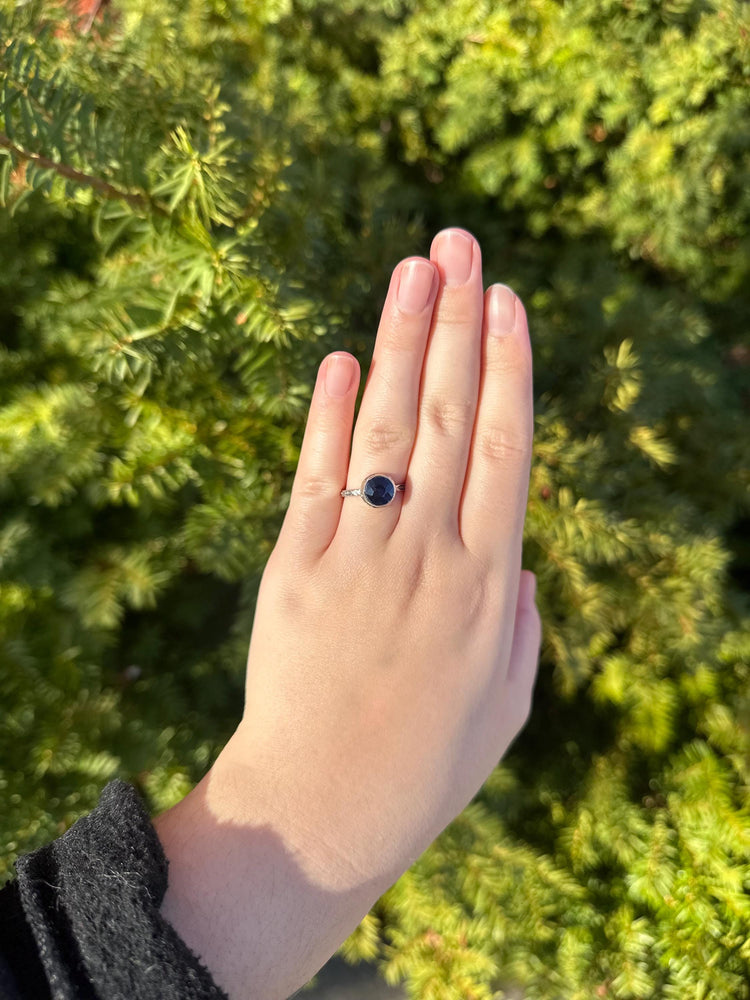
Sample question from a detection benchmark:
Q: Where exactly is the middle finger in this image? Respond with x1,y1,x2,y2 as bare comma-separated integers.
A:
399,228,484,536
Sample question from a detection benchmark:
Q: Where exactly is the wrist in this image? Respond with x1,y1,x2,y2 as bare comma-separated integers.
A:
152,738,384,1000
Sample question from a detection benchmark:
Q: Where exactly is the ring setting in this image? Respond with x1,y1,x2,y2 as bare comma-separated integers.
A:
340,473,406,507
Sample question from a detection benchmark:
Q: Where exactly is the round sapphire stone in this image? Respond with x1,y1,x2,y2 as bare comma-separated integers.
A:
362,475,396,507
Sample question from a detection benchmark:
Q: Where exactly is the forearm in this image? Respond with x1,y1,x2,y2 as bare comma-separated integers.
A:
152,734,386,1000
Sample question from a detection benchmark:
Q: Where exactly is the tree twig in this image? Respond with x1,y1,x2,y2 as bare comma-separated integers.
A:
0,132,166,214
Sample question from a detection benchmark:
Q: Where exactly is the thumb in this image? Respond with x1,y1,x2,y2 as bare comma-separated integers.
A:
500,570,542,734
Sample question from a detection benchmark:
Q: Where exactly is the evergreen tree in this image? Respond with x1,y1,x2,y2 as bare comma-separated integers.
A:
1,1,748,997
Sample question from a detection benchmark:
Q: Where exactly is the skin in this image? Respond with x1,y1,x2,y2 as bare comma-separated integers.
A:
153,228,542,1000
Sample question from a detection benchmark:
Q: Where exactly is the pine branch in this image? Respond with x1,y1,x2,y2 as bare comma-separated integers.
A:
0,132,166,214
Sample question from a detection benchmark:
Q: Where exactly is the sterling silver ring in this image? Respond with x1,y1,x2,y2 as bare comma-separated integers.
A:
340,474,406,508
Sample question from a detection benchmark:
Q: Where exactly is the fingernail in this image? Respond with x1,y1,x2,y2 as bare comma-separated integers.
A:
397,259,435,313
435,230,473,286
325,354,356,397
488,284,516,336
522,572,537,603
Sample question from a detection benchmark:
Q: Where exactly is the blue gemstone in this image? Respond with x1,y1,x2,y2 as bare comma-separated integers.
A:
363,475,395,507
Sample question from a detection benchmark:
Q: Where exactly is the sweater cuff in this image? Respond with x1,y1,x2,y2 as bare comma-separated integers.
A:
14,778,229,1000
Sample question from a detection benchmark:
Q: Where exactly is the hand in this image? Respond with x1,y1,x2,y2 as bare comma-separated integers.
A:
155,228,541,1000
223,227,541,884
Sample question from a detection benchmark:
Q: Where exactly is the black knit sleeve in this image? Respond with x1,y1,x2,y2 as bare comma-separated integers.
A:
0,876,49,999
0,779,229,1000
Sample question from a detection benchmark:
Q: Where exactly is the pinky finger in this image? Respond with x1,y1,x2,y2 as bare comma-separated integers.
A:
277,353,360,565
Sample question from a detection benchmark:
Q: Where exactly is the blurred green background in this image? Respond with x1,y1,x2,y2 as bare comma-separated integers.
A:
1,0,749,996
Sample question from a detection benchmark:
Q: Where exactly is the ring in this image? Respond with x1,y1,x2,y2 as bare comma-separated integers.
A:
340,473,406,507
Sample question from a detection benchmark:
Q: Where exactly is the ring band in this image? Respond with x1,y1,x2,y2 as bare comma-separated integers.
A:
341,473,406,507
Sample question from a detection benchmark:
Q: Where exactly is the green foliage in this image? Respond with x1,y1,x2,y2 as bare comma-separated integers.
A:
1,0,749,997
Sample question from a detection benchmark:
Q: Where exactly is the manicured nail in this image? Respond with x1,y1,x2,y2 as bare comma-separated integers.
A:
488,283,516,336
397,259,435,313
325,354,356,397
435,230,473,286
523,572,537,603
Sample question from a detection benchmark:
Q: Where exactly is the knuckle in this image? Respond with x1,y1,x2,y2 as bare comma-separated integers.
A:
435,296,481,333
362,421,413,453
485,333,532,377
440,314,477,337
294,475,339,503
383,311,428,352
423,396,474,437
484,350,519,379
476,424,532,465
